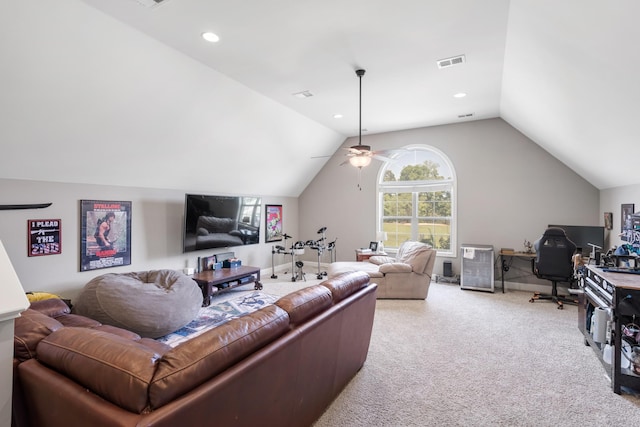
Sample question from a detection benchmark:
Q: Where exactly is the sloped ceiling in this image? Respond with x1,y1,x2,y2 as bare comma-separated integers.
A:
1,0,638,196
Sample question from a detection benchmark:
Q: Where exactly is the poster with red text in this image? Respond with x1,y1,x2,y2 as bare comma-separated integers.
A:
80,200,131,271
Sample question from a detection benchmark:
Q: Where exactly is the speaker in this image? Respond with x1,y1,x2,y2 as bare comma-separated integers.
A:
443,261,453,277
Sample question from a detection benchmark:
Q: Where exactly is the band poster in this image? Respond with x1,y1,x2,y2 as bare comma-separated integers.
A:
80,200,131,271
27,219,62,257
265,204,283,242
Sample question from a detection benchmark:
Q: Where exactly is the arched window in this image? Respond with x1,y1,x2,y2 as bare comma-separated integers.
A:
377,145,456,256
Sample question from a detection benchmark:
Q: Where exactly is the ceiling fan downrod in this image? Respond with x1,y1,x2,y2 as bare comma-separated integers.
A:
352,69,371,152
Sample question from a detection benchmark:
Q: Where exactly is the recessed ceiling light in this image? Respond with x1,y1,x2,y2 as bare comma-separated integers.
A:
201,32,220,43
453,92,467,98
333,114,343,119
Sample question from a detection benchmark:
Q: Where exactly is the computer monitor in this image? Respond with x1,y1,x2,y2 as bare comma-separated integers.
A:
547,224,605,255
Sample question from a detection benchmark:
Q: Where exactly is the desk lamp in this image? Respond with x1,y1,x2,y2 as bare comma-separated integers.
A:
377,231,388,253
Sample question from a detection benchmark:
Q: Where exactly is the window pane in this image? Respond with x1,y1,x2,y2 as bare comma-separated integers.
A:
382,218,412,248
383,193,412,217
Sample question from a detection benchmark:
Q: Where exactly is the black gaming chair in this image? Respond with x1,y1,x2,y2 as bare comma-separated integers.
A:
530,227,577,309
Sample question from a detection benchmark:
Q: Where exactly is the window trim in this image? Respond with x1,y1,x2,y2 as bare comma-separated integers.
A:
376,145,457,257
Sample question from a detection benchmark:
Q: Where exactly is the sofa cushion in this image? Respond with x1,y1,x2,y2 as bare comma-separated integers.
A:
275,285,332,325
328,261,382,278
28,298,71,318
36,327,161,414
14,309,63,362
320,271,370,303
55,313,101,328
149,304,289,409
73,270,202,338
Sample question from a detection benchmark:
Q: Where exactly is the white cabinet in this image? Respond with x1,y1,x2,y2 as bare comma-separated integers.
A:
460,244,494,292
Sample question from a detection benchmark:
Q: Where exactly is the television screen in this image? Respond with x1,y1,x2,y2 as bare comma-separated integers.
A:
183,194,261,253
547,224,605,254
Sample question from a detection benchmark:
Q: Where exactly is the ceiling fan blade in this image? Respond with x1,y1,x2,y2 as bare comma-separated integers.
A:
372,154,395,162
374,148,407,156
310,155,331,159
344,147,365,155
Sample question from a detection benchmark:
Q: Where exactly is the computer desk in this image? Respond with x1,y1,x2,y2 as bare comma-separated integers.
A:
499,250,536,293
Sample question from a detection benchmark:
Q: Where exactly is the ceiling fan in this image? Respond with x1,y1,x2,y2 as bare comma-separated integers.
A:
341,69,397,168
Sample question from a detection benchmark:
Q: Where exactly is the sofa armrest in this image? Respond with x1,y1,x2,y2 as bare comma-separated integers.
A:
368,255,396,265
379,263,413,274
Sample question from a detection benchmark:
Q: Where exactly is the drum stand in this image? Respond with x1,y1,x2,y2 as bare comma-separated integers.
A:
294,260,306,282
270,233,292,279
291,241,306,282
327,239,337,263
317,227,329,279
270,245,279,279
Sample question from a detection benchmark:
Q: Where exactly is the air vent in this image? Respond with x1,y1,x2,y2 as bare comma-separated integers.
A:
437,55,466,69
133,0,170,8
457,113,474,119
293,90,314,99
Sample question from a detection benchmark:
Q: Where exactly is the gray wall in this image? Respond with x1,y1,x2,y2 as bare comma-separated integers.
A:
299,118,601,280
0,178,297,300
600,184,640,249
0,118,615,300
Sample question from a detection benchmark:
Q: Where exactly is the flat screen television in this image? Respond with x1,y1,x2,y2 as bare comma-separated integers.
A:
547,224,605,254
183,194,261,253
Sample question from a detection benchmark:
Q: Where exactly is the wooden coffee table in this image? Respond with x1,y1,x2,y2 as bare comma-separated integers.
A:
192,265,262,307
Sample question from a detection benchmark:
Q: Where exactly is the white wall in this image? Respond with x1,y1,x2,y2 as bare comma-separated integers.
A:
0,0,343,198
299,118,601,279
0,178,297,301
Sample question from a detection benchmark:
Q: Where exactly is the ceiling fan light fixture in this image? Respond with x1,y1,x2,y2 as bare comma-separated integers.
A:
349,155,372,168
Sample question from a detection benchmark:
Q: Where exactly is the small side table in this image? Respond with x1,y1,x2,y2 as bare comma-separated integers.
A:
355,250,387,262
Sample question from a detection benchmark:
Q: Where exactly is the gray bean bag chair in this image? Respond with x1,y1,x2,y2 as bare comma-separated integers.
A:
73,270,202,338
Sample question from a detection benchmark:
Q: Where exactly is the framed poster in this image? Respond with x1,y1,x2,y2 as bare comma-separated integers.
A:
28,219,62,256
622,204,635,233
265,204,283,242
80,200,131,271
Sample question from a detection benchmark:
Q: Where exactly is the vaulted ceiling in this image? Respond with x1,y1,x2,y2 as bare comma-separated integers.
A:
2,1,638,195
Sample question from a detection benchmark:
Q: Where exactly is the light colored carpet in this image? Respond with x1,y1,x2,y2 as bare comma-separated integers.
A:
220,277,640,426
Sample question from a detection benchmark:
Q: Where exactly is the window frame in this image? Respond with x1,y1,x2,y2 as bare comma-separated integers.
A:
376,145,457,257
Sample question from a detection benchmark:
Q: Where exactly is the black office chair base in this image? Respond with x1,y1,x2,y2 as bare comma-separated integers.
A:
529,292,578,309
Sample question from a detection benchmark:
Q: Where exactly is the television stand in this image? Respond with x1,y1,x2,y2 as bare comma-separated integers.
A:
192,266,262,307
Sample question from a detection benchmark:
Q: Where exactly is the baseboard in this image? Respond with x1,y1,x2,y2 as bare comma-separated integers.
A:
499,281,573,294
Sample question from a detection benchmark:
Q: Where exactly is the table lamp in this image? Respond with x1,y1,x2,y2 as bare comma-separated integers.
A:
376,231,388,253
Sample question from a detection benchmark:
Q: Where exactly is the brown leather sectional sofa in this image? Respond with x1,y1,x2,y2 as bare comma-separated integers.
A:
13,271,377,427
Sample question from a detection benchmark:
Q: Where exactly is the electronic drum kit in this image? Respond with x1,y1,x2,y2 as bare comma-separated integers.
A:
270,227,337,281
